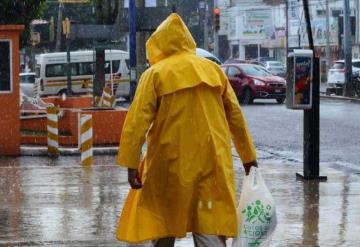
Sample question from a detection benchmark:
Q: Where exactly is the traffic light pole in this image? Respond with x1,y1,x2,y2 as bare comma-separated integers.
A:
296,0,326,181
213,0,219,58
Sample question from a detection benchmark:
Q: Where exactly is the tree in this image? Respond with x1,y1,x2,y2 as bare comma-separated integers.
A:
0,0,47,47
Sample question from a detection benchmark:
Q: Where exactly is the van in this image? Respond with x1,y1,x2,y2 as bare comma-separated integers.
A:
35,50,130,98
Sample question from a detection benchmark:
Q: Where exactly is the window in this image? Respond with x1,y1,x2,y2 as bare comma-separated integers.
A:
240,65,271,76
104,60,121,74
20,74,35,84
46,64,65,77
317,9,326,16
352,62,360,68
35,66,41,78
227,66,241,77
332,62,344,69
79,62,94,75
0,40,12,93
46,63,78,77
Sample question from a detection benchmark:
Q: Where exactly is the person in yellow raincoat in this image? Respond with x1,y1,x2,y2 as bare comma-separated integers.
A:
117,13,258,247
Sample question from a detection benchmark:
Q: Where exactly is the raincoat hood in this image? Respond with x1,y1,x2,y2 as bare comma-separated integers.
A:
146,13,196,65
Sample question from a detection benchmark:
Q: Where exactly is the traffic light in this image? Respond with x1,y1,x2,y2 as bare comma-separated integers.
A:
213,7,220,32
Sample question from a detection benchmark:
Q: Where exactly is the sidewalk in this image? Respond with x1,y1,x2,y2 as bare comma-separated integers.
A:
0,154,359,246
320,82,360,103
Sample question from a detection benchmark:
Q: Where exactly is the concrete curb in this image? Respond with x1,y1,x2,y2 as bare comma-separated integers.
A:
21,146,118,156
320,94,360,103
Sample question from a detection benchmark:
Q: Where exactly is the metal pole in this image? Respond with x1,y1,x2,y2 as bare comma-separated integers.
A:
297,0,326,181
213,0,219,58
129,0,137,101
343,0,353,96
258,42,261,62
285,0,289,56
325,0,332,72
356,0,360,45
66,35,72,95
55,3,63,51
204,2,209,50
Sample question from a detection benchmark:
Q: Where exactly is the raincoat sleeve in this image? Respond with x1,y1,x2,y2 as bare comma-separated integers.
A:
117,71,157,169
222,76,257,165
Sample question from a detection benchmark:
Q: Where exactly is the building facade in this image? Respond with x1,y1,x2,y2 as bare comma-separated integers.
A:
218,0,360,65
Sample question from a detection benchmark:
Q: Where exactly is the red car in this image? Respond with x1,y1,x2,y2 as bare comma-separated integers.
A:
221,63,286,104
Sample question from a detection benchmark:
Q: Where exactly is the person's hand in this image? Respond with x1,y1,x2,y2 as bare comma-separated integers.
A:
128,168,142,189
244,160,258,176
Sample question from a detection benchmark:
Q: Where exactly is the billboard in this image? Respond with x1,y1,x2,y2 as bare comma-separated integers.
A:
239,9,273,41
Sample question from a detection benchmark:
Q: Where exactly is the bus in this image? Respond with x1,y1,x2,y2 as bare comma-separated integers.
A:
35,50,130,98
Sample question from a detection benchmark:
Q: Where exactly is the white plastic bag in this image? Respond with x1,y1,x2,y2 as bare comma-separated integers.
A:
232,167,277,247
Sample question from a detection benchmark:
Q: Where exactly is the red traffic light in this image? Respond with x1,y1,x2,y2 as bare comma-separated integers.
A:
213,7,220,15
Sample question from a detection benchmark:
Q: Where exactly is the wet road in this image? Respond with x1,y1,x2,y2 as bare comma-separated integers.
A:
1,97,360,246
1,155,360,246
241,98,360,170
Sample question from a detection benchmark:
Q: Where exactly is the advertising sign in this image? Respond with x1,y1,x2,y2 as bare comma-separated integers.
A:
294,55,312,107
286,49,313,109
239,9,273,41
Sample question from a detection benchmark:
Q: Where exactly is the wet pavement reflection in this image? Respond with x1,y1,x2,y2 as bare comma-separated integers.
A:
0,155,360,246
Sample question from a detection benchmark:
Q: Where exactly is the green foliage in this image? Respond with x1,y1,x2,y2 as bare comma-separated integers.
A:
0,0,47,47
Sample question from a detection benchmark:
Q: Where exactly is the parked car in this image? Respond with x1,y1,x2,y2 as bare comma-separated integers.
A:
196,48,221,65
327,59,360,88
221,63,286,104
224,58,247,64
20,72,36,97
261,61,286,77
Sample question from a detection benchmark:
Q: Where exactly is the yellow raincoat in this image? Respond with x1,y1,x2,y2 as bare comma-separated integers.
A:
117,13,257,243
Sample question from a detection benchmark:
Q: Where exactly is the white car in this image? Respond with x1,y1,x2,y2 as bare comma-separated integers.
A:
20,72,36,97
196,48,221,65
327,59,360,87
261,61,286,77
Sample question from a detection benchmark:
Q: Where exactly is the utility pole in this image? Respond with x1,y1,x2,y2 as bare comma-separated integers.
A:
129,0,137,101
204,1,209,50
325,0,331,73
356,0,360,46
343,0,353,96
63,17,72,96
136,0,147,83
285,0,289,56
55,2,63,51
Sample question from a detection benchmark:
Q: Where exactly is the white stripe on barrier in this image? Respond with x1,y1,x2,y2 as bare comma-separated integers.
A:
81,114,92,123
47,114,58,122
47,126,58,135
81,148,93,160
81,128,92,143
47,138,59,148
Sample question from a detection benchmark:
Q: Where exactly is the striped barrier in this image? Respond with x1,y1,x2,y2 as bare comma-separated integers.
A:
47,106,59,157
85,79,93,96
32,81,39,97
94,96,101,107
101,86,115,107
80,114,93,166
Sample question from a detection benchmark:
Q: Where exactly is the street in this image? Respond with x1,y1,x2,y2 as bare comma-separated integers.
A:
242,98,360,171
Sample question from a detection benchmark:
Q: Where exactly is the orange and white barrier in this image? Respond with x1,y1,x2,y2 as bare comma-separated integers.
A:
47,106,59,157
80,114,93,166
32,81,39,97
101,86,115,107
